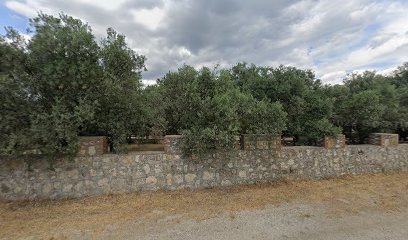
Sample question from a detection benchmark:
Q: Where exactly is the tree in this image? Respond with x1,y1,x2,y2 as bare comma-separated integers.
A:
158,65,287,156
26,13,101,159
230,63,339,145
94,28,146,152
392,64,408,140
345,90,385,143
140,84,167,138
0,30,32,156
157,65,199,134
1,13,147,158
334,70,407,143
393,63,408,87
396,85,408,140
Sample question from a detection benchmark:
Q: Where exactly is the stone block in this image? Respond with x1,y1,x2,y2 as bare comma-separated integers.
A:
174,174,184,184
238,170,247,178
203,171,214,181
185,173,196,184
42,183,52,194
166,174,173,186
62,184,73,193
369,133,399,147
97,178,109,187
78,136,109,156
146,176,157,185
323,134,346,149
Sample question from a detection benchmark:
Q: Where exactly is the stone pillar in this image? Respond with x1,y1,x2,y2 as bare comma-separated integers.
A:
369,133,399,147
164,135,183,155
241,134,281,151
323,134,346,149
79,136,109,156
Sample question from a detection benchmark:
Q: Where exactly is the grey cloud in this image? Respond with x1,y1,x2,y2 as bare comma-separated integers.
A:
160,0,298,54
6,0,408,83
122,0,164,9
43,0,157,44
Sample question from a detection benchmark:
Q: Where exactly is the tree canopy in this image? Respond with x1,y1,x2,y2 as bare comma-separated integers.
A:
0,13,146,159
1,13,407,160
328,70,408,143
150,65,287,155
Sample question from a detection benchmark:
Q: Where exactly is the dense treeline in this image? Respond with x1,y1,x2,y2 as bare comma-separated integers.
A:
1,14,146,159
328,70,408,143
1,14,407,159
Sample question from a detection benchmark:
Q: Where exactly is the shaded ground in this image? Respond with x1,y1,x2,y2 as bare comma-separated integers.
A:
1,172,408,239
127,143,164,152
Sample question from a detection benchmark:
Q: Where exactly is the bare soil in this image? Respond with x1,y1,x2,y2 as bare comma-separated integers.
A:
1,172,408,239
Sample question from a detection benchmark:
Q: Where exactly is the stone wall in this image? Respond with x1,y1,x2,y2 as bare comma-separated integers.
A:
79,136,109,156
241,134,281,151
323,134,346,149
163,135,183,154
369,133,399,147
1,136,408,200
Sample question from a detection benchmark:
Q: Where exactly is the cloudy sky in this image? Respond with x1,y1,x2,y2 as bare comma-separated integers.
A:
1,0,408,84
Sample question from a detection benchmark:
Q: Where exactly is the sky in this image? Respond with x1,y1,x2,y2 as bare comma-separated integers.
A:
1,0,408,85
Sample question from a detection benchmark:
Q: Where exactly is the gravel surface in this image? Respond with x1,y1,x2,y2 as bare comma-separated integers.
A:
1,172,408,239
104,204,408,240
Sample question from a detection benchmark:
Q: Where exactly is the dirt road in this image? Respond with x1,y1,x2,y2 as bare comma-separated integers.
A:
1,172,408,239
99,203,408,240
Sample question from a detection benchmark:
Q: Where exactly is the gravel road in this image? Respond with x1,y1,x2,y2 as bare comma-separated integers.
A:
78,203,408,240
1,172,408,239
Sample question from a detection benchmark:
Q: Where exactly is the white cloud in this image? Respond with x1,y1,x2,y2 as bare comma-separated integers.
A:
5,0,37,17
177,47,192,58
320,71,346,85
377,67,397,76
131,7,165,30
4,0,408,84
76,0,128,10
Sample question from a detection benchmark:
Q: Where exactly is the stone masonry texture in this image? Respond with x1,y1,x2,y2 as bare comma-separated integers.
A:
369,133,399,147
1,136,408,200
78,136,109,157
323,134,346,149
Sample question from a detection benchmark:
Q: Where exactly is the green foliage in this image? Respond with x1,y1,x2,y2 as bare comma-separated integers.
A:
156,65,287,156
94,28,146,153
0,13,146,159
159,66,241,156
2,12,408,161
30,99,82,159
140,84,167,138
393,63,408,87
23,13,102,159
230,62,339,145
27,13,101,104
0,32,32,156
236,94,287,135
157,65,199,134
326,69,408,143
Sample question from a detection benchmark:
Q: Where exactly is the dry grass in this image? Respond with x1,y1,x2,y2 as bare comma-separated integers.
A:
127,143,164,152
1,172,408,239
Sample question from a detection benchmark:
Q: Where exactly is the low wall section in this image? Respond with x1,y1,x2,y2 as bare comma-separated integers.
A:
1,135,407,200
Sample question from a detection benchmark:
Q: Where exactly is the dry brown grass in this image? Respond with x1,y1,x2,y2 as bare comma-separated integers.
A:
127,143,164,152
1,172,408,239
